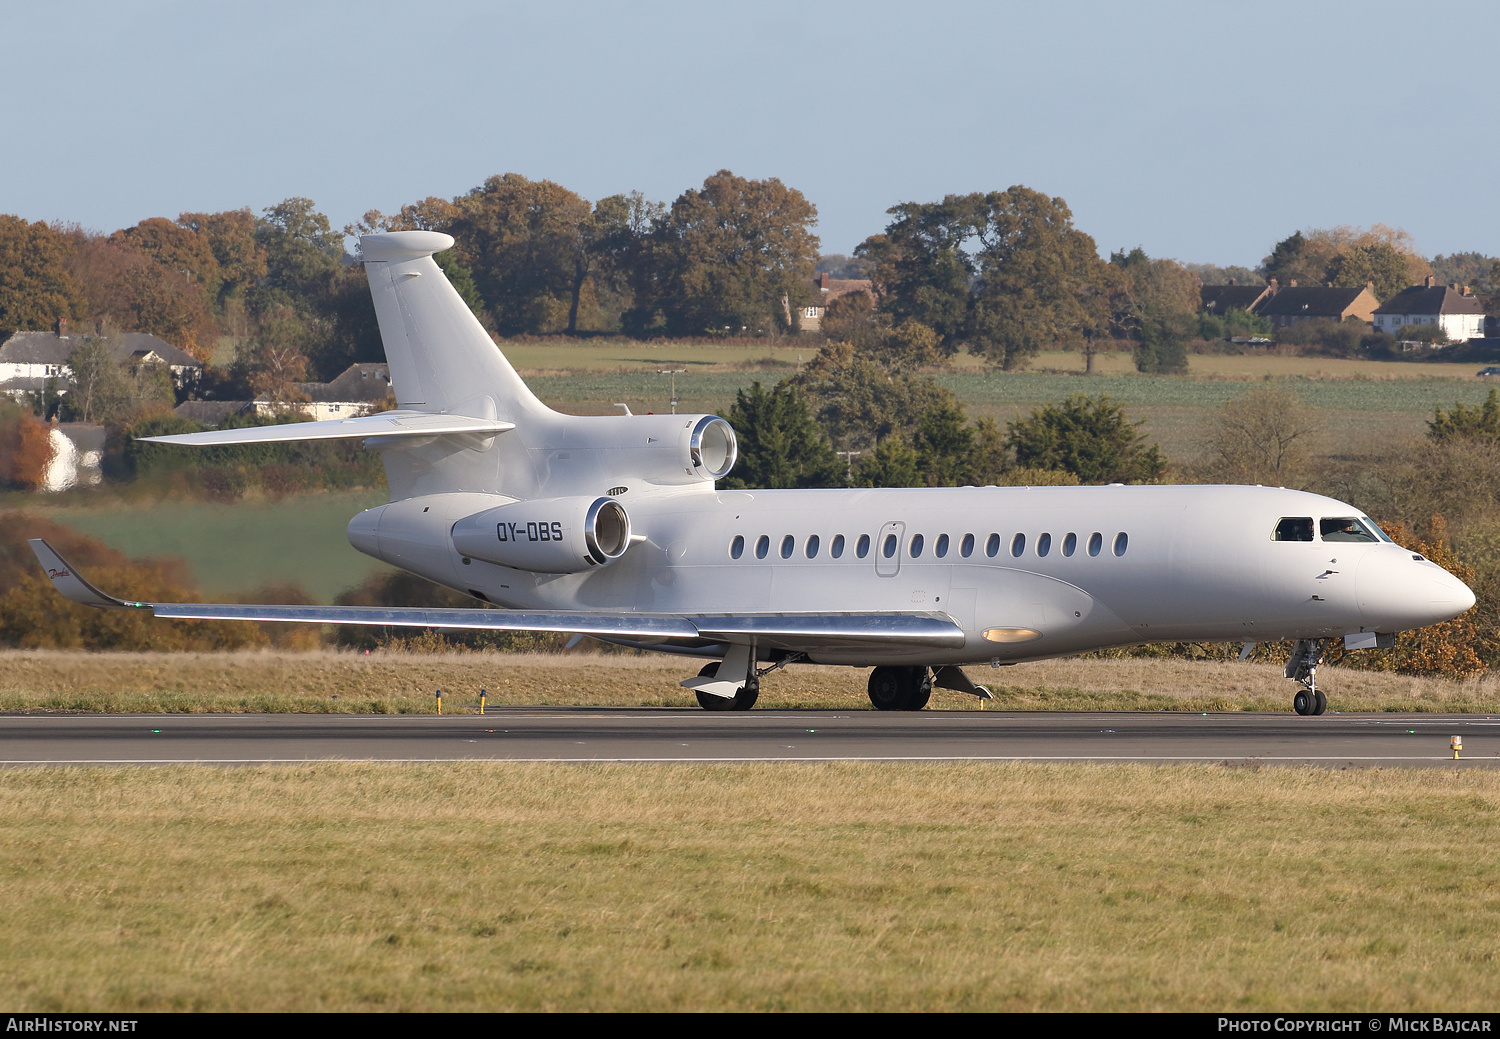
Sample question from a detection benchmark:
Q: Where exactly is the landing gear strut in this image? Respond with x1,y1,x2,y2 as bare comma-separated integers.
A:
867,666,932,711
1285,638,1330,716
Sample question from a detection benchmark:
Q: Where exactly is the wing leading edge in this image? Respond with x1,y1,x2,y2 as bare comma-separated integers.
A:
26,539,965,651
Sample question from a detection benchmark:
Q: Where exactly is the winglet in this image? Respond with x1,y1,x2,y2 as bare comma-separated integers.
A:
27,540,147,611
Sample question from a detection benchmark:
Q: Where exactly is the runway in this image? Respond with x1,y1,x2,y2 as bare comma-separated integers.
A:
1,709,1498,767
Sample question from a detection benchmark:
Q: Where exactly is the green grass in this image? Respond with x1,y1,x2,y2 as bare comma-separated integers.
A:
25,489,392,603
2,762,1497,1011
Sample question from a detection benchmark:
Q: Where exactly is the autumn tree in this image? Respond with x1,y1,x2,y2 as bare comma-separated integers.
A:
1263,225,1430,297
447,173,596,335
630,170,819,336
1326,241,1409,300
176,208,267,328
859,187,1111,369
111,217,223,310
0,404,55,490
856,194,983,349
1109,247,1199,374
0,216,82,335
968,187,1111,370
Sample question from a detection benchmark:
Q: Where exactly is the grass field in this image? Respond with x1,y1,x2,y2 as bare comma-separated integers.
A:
3,650,1497,714
17,489,393,603
508,344,1493,461
2,761,1497,1011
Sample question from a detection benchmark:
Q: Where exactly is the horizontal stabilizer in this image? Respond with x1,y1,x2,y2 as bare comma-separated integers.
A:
27,540,966,651
138,411,515,447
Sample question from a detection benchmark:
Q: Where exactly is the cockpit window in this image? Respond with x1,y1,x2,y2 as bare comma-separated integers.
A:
1273,517,1314,542
1360,516,1395,544
1321,517,1378,543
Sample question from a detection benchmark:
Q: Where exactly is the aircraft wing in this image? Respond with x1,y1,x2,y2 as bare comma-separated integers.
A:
136,411,515,447
27,539,965,651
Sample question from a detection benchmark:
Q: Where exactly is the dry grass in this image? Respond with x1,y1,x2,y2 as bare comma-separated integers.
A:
2,649,1498,714
1,762,1496,1011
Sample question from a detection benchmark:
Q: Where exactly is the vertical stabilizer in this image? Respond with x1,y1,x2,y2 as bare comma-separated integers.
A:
360,232,550,422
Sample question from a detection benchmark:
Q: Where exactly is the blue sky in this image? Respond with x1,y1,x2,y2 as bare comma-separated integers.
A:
4,0,1497,266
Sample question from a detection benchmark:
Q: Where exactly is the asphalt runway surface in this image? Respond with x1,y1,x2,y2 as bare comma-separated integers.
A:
2,709,1499,767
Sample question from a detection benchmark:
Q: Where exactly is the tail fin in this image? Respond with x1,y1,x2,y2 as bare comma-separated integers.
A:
361,232,550,423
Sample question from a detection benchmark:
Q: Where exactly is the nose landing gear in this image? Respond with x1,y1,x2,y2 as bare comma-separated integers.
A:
1285,638,1330,716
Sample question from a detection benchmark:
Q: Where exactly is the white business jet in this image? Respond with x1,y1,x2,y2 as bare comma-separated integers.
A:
29,231,1476,715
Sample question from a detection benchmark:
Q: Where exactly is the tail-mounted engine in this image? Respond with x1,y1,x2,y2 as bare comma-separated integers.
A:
451,496,632,573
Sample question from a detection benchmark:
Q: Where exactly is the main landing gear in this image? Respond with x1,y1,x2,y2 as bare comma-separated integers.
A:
684,653,991,713
692,661,759,712
1285,638,1330,716
867,666,932,711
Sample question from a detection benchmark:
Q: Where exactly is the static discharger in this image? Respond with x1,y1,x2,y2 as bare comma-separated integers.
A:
1452,735,1463,760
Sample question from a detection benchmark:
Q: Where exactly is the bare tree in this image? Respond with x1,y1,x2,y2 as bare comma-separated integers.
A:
1197,385,1321,486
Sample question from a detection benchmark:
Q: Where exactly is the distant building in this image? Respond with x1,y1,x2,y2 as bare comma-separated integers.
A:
0,322,203,400
794,273,875,333
1199,282,1273,316
1372,277,1485,343
176,364,396,425
1256,281,1379,329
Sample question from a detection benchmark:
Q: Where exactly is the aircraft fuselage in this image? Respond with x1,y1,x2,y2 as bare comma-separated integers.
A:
347,482,1470,666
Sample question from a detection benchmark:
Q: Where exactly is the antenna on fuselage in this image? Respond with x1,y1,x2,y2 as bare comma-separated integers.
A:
613,403,633,416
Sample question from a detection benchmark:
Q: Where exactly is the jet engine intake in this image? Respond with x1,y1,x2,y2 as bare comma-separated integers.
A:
451,496,632,573
689,416,737,481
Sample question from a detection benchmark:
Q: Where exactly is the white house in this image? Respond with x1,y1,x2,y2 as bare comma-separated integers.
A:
1372,278,1486,343
0,323,203,400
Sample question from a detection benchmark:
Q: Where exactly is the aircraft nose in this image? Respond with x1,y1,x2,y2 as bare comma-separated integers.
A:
1357,549,1475,631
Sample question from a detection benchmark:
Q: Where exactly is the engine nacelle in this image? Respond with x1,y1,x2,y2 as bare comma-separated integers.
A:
450,496,632,573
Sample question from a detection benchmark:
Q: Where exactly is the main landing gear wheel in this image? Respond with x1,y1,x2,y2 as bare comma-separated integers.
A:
867,666,932,711
693,662,759,712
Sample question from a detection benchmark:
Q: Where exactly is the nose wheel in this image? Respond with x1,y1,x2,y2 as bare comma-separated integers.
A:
1286,639,1330,716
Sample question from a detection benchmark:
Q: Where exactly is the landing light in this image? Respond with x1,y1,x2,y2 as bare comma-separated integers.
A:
982,627,1042,643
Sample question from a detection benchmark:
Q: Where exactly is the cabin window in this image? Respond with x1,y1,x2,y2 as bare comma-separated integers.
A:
910,533,924,558
1037,532,1052,557
1113,532,1128,556
985,533,1000,557
780,534,794,559
755,535,770,559
1010,533,1026,558
730,535,744,559
856,534,871,558
831,534,845,558
1088,532,1103,557
1274,518,1314,542
883,533,898,559
806,534,820,558
1320,518,1378,543
935,533,949,558
1062,532,1077,557
960,533,975,558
